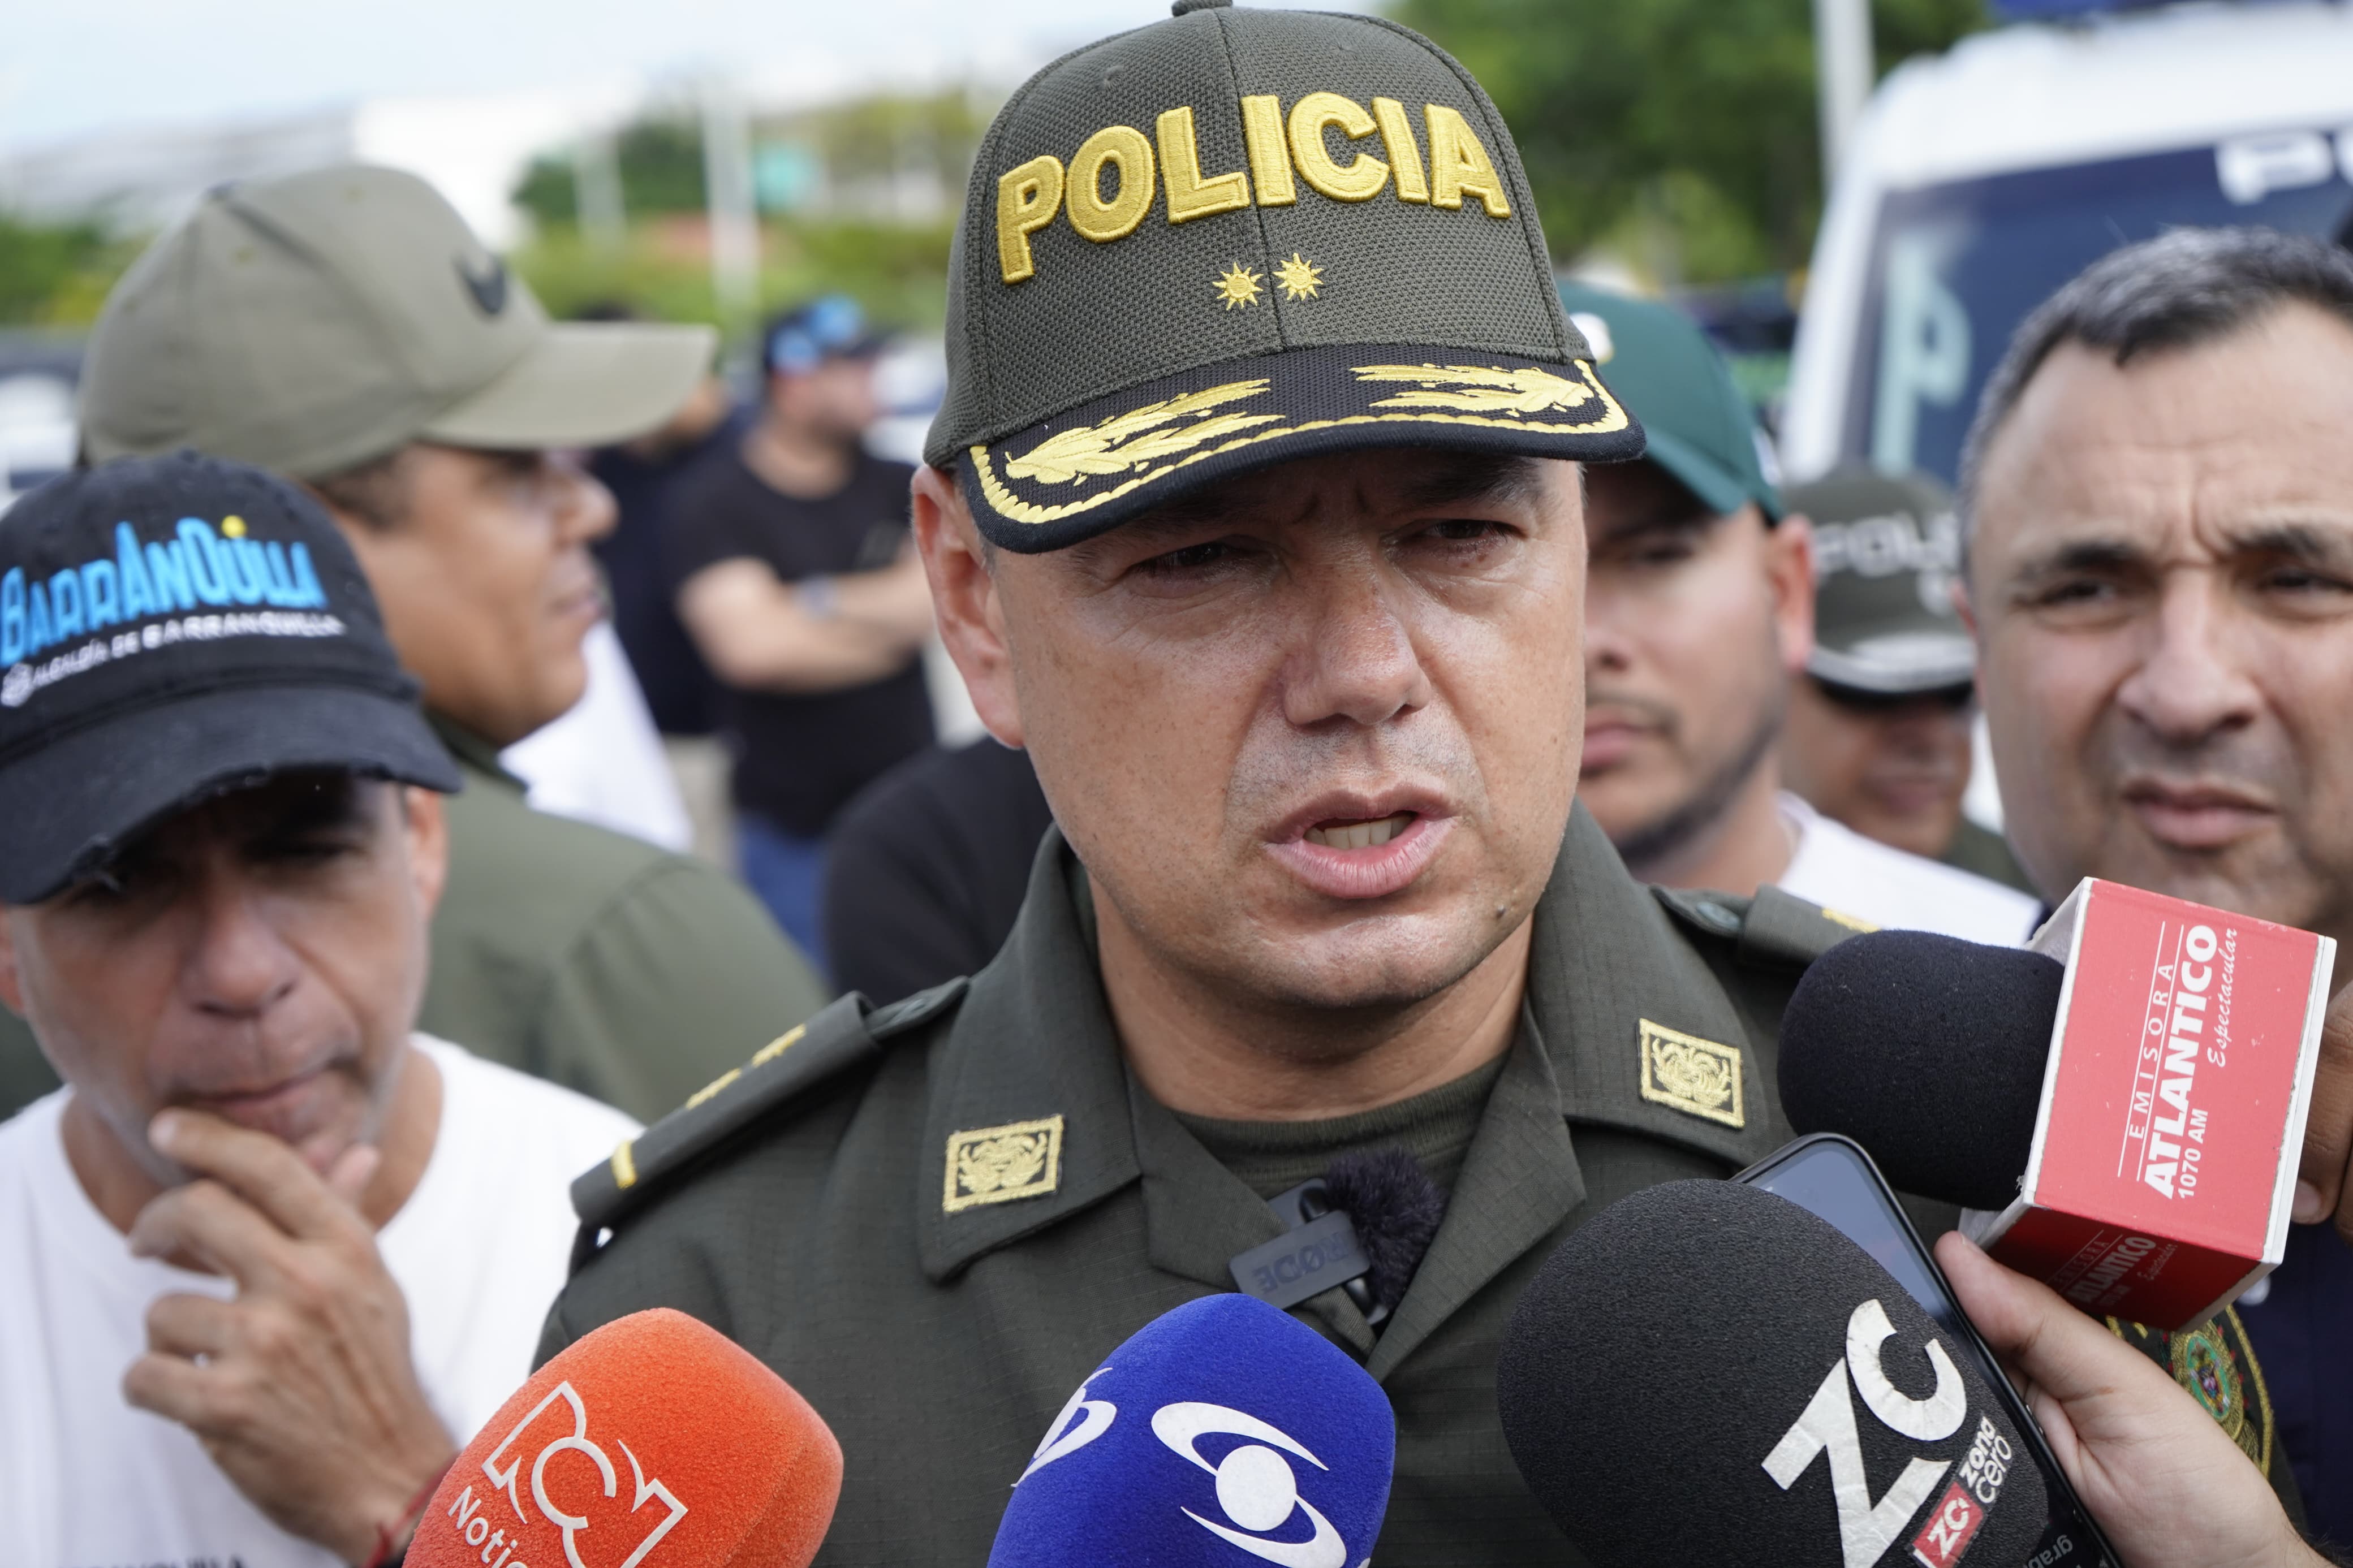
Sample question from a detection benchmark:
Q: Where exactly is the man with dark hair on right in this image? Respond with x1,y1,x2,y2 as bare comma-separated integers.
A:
667,295,938,970
1960,225,2353,1535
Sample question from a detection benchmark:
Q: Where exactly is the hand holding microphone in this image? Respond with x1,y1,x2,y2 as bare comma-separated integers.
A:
1935,1232,2324,1568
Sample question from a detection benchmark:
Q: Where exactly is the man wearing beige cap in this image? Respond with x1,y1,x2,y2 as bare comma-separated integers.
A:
53,165,828,1124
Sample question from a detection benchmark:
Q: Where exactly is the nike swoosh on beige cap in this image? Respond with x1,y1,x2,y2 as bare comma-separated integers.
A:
79,163,715,480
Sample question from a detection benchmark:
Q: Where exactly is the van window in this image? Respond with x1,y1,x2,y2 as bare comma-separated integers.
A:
1851,133,2353,484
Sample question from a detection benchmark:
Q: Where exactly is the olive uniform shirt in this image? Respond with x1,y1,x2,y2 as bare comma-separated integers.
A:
538,804,2298,1562
417,716,828,1123
545,807,1839,1562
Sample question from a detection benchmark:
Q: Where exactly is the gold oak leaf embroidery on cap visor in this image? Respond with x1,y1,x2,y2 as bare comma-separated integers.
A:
1636,1018,1746,1128
1004,381,1283,485
943,1115,1066,1213
969,358,1628,527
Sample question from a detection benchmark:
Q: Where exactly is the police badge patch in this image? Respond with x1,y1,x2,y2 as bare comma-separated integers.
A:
944,1116,1066,1213
1636,1019,1746,1128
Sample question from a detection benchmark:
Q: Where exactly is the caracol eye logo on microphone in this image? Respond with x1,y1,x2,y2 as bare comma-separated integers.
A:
1152,1402,1350,1568
1761,1299,2006,1568
441,1380,688,1568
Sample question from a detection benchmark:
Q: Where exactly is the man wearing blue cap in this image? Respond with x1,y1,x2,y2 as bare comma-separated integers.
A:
667,295,938,967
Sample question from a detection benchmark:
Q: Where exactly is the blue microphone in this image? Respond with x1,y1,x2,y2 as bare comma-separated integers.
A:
987,1294,1395,1568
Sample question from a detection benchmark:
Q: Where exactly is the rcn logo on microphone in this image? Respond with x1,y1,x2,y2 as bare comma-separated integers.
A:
443,1379,688,1568
986,1295,1395,1568
1761,1298,2009,1568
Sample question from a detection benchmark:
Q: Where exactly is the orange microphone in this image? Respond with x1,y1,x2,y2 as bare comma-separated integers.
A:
406,1308,841,1568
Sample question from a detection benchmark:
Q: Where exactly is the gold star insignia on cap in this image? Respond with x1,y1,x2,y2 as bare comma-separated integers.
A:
1213,262,1264,310
1274,253,1323,301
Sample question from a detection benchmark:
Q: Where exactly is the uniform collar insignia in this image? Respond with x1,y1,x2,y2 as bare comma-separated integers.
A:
944,1116,1066,1213
1635,1018,1746,1129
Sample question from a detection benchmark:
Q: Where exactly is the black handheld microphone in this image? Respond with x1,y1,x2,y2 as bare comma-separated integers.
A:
1497,1180,2048,1568
1778,929,2062,1210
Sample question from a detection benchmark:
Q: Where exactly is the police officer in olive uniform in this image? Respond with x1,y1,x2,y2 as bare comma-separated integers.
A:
538,3,2312,1559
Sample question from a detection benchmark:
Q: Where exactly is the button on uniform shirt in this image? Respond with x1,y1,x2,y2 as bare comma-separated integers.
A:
662,443,936,839
0,1036,638,1568
420,715,829,1122
541,807,1862,1565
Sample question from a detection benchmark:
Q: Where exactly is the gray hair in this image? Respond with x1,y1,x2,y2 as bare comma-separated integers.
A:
1958,227,2353,559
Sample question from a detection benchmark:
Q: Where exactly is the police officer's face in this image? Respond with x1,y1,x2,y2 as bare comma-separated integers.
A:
1970,304,2353,956
917,449,1583,1013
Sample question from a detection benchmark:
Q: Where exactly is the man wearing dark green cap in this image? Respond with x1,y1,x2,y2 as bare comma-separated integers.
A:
540,7,1886,1561
1566,282,2036,943
1780,463,2034,891
63,165,828,1124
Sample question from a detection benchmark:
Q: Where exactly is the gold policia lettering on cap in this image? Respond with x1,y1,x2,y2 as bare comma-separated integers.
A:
972,360,1628,524
994,92,1511,283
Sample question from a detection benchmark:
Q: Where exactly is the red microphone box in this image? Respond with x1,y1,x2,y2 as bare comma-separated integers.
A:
1969,878,2334,1331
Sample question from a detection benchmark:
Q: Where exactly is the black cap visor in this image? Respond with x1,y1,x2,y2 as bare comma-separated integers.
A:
0,683,462,905
958,341,1646,553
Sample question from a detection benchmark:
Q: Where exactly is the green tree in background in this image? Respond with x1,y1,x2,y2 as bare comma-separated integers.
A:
0,215,139,325
508,88,989,330
1394,0,1987,283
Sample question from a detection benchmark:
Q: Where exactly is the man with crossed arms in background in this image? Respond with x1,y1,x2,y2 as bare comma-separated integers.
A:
1962,226,2353,1540
0,453,637,1567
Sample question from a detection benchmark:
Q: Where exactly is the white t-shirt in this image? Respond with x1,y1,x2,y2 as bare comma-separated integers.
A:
0,1035,637,1568
501,620,694,853
1775,793,2042,947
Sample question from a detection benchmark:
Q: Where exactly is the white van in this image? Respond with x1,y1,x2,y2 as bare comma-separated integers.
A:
1780,0,2353,486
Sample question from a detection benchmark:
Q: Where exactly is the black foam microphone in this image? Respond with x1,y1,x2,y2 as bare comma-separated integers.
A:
1779,930,2063,1209
1498,1180,2046,1568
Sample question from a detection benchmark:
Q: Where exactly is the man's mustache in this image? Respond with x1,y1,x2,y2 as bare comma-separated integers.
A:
1583,689,1679,742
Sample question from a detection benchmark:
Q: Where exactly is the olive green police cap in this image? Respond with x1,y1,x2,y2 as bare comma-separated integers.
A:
927,0,1647,552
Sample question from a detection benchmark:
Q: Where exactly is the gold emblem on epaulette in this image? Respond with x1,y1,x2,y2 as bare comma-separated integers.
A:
1821,907,1878,934
944,1115,1065,1213
1637,1019,1745,1128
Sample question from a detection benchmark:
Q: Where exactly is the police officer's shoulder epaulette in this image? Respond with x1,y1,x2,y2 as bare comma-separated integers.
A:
569,977,968,1246
1650,884,1873,972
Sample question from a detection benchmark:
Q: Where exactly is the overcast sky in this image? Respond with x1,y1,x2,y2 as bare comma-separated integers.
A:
2,0,1328,153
